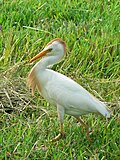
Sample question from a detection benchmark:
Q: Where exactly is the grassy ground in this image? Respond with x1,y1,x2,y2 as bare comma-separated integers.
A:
0,0,120,159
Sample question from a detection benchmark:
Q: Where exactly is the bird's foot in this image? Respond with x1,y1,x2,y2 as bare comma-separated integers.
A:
50,132,65,142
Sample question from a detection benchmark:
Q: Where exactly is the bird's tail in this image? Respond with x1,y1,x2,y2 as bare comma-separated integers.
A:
93,99,111,119
90,95,111,119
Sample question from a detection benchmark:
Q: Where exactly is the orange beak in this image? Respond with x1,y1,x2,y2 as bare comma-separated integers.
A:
30,48,52,63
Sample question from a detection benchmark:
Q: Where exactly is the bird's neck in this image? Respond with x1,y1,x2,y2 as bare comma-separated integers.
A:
35,56,61,70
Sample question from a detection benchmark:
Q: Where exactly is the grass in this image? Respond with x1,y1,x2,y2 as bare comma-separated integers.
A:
0,0,120,159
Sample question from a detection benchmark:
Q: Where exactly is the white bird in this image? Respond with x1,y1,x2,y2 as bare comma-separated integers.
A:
27,38,110,142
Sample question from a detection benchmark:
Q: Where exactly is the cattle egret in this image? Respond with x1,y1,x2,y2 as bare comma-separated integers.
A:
27,38,110,142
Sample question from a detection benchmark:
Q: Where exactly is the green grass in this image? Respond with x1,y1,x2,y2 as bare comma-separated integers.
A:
0,0,120,159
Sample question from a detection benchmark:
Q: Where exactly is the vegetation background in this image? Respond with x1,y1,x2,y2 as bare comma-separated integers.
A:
0,0,120,159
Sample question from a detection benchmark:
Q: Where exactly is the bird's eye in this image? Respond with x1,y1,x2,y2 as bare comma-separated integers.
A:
47,48,53,52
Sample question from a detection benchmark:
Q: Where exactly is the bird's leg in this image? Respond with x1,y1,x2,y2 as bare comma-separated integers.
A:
76,117,92,142
50,105,65,142
50,123,65,142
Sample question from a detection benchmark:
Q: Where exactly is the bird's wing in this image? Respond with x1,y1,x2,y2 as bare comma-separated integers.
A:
44,70,97,112
43,70,110,118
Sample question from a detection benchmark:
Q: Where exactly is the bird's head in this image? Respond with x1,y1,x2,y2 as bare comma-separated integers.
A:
30,38,67,63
